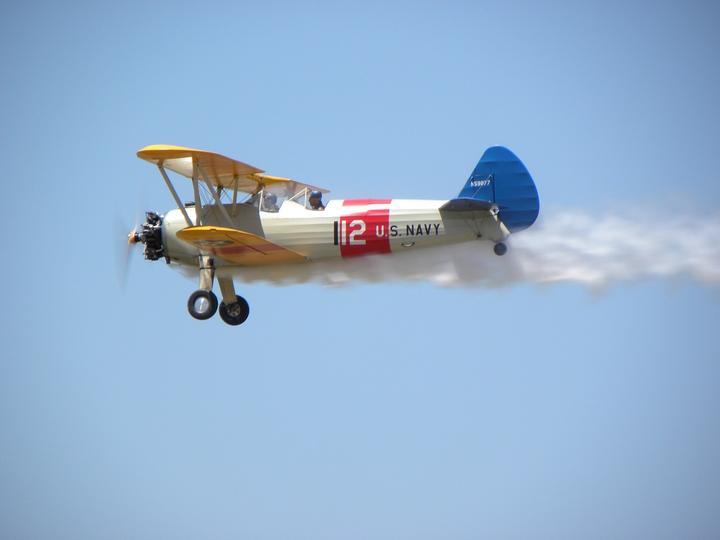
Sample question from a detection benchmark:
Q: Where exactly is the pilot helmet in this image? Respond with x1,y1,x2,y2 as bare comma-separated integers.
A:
309,190,322,200
264,192,277,204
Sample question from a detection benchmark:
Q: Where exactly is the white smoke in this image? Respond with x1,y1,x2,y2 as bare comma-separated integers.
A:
212,211,720,289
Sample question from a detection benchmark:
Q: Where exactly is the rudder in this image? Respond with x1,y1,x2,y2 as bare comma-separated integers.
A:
458,146,540,232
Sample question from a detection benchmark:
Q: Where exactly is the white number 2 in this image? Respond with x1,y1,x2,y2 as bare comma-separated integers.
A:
348,219,366,245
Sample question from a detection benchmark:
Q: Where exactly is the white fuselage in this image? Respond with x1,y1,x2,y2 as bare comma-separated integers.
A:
162,198,509,267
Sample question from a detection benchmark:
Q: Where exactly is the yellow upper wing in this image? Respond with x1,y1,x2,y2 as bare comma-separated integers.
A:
176,226,307,266
137,144,328,194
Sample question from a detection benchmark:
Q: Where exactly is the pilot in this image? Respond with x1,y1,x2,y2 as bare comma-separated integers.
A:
263,192,279,212
309,190,325,210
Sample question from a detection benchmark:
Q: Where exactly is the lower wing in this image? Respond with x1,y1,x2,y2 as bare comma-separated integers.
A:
177,226,307,266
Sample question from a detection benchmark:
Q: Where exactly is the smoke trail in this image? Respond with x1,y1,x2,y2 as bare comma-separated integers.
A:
215,211,720,288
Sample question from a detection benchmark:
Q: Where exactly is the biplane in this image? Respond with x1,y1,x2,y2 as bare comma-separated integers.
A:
128,144,540,325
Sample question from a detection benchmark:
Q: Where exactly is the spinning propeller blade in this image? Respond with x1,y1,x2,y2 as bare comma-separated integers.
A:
115,208,143,289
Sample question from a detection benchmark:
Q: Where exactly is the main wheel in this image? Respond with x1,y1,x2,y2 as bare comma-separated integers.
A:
187,289,218,320
219,296,250,326
493,242,508,256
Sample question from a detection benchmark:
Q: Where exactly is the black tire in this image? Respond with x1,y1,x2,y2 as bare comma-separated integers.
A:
218,296,250,326
187,289,218,320
493,242,508,256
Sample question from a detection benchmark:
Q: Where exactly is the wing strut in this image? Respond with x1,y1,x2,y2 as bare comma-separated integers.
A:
191,161,203,225
157,163,193,227
231,176,239,213
197,163,234,226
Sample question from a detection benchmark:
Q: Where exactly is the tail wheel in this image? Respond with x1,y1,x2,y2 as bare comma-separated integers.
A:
219,296,250,326
493,242,508,256
188,290,218,320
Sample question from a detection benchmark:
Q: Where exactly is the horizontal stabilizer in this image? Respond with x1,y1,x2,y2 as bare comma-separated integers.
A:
440,198,495,212
177,226,306,266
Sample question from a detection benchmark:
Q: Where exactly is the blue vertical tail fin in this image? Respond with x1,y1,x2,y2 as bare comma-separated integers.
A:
457,146,540,232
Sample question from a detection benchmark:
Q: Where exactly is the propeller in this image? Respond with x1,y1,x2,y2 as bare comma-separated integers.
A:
116,185,165,290
115,212,142,290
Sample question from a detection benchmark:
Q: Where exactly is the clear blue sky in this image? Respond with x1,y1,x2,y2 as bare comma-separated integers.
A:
2,1,719,538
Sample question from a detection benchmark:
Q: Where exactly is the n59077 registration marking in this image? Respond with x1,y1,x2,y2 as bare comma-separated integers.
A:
470,178,492,188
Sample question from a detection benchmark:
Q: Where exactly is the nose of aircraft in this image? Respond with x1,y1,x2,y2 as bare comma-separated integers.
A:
128,211,165,261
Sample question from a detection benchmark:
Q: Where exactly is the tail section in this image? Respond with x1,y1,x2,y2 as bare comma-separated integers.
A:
458,146,539,232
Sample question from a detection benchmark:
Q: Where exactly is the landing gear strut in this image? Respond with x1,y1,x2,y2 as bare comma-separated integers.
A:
186,255,251,325
217,276,250,326
187,255,218,320
493,242,508,256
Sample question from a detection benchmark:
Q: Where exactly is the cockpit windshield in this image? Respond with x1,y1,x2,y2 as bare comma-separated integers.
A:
258,185,323,212
255,184,291,213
